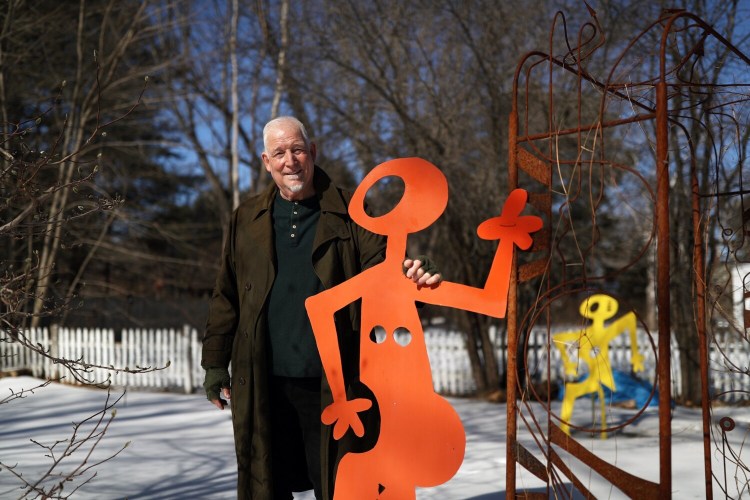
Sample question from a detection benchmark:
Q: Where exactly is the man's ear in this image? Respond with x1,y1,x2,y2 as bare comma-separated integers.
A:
261,152,271,172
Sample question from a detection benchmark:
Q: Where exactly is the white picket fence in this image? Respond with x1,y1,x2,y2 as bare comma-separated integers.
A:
1,325,748,401
427,326,667,396
1,326,202,394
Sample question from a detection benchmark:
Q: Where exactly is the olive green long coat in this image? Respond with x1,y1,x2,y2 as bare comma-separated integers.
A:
202,167,386,500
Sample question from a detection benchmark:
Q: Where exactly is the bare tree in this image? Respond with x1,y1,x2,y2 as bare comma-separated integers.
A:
0,384,128,500
0,1,185,496
159,0,277,242
0,78,171,500
229,0,241,210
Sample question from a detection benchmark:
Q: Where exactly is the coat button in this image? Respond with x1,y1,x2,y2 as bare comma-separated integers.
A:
244,283,251,291
239,377,246,385
243,330,249,338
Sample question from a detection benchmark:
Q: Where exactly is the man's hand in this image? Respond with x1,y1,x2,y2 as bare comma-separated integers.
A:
203,367,231,410
403,255,441,287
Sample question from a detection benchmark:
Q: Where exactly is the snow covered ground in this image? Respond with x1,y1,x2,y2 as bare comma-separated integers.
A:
1,376,748,499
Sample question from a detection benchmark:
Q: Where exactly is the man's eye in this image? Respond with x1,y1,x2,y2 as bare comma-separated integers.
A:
293,148,305,155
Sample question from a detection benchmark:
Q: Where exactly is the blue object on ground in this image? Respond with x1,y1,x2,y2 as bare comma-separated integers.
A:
558,369,659,408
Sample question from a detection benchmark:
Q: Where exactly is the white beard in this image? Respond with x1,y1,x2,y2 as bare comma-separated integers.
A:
287,181,305,193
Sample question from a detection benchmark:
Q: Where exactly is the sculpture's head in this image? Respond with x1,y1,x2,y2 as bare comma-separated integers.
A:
348,157,448,236
579,294,619,321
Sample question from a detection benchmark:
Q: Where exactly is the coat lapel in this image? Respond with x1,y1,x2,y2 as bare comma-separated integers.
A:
312,168,352,289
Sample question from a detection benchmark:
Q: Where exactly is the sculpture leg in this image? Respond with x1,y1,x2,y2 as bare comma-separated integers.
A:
333,452,383,500
560,382,581,435
332,447,418,500
597,386,608,439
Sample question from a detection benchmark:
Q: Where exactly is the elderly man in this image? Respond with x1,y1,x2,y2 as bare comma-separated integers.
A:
201,116,439,500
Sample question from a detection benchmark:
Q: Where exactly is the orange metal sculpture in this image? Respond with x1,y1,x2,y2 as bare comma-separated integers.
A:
305,157,542,499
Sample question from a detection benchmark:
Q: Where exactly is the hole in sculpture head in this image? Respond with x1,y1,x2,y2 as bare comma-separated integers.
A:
394,327,412,346
364,175,404,217
369,325,387,344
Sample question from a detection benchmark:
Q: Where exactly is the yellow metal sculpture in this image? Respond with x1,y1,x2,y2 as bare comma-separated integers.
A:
552,294,645,437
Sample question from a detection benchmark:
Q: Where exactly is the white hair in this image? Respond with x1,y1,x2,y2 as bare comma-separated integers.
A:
263,116,311,152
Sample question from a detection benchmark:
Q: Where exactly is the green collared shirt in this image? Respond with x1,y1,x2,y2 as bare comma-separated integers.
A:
267,192,324,377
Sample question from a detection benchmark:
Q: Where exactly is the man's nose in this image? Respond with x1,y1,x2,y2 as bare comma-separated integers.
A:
283,149,296,165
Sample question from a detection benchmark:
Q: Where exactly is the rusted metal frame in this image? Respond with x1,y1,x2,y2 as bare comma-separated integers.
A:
517,113,655,144
654,76,672,500
506,7,750,499
514,396,598,500
588,31,695,448
656,9,750,497
547,448,596,499
516,50,658,139
701,188,750,198
662,13,750,74
508,48,557,498
514,400,578,498
514,9,602,496
608,25,740,489
550,5,606,69
508,39,551,498
506,95,520,498
549,424,661,498
511,47,647,497
545,15,560,497
517,42,660,292
652,12,713,499
516,443,548,482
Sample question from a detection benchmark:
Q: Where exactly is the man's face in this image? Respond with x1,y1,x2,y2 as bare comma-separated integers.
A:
262,123,316,201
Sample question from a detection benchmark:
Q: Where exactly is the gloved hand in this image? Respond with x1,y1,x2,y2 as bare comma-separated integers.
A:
203,366,231,405
412,255,439,275
403,255,441,286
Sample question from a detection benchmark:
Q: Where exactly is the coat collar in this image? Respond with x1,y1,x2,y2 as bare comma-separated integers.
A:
238,166,353,290
313,167,350,215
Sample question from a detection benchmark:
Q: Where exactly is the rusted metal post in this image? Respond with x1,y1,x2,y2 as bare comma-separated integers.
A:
655,80,672,498
505,104,519,499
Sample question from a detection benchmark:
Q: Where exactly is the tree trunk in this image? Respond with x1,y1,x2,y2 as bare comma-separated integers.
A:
477,315,502,393
269,0,288,120
30,0,89,327
229,0,240,210
459,311,488,394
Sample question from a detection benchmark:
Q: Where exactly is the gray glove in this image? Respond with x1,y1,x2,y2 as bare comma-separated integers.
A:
403,254,440,277
203,367,230,402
